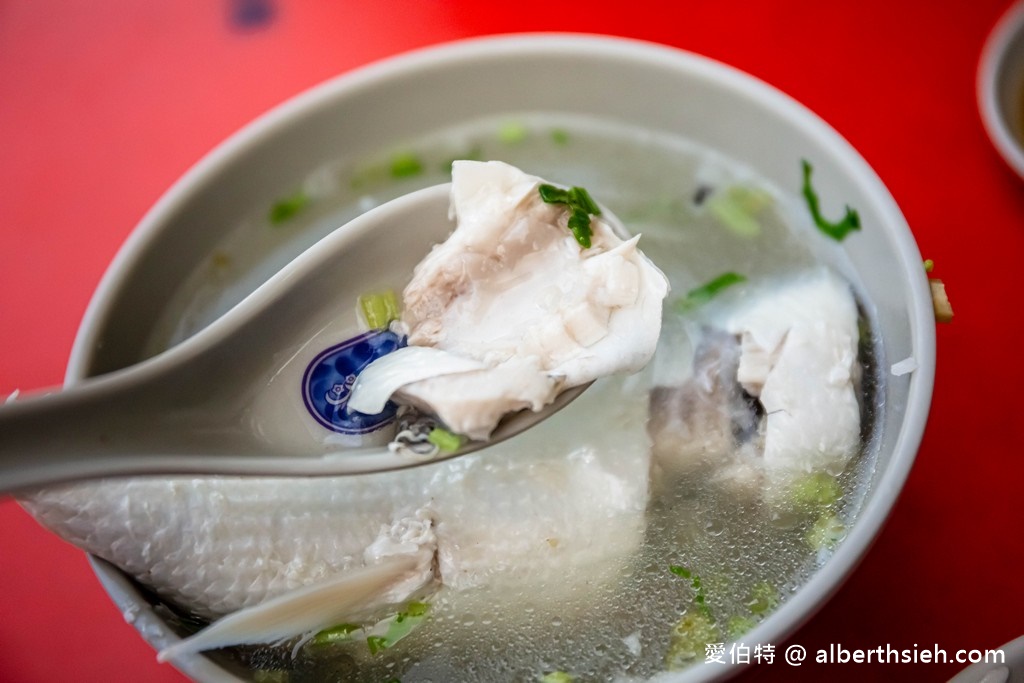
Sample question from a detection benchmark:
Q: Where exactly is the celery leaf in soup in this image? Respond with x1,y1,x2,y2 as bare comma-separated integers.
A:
801,159,861,241
674,272,747,313
268,190,309,225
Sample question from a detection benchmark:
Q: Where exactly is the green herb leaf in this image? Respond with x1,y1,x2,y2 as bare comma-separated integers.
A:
538,184,569,204
567,209,593,248
390,153,424,179
669,565,692,579
403,601,430,618
746,581,779,616
567,186,602,216
727,615,756,640
551,129,570,145
367,602,432,655
665,611,720,670
707,185,772,237
675,272,747,313
801,160,861,241
789,472,842,508
269,191,309,225
540,672,575,683
359,289,400,330
538,183,603,249
669,565,711,619
366,635,388,655
498,121,528,144
806,513,846,550
428,428,463,453
310,622,361,646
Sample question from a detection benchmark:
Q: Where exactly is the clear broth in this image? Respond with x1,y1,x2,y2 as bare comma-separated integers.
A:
147,113,881,682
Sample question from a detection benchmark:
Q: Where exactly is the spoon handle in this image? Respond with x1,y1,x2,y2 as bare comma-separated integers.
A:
0,378,593,493
0,366,251,493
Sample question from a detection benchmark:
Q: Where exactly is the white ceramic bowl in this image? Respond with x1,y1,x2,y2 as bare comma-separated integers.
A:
979,0,1024,179
65,35,935,682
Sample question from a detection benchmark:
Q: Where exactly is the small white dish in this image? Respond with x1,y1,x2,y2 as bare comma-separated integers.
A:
978,0,1024,179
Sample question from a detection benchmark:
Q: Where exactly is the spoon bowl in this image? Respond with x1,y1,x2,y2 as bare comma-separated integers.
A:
0,184,590,494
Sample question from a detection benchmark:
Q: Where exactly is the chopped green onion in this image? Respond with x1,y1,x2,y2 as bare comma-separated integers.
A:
789,472,842,508
540,672,575,683
551,129,570,145
498,121,528,144
801,160,861,241
538,183,603,249
707,185,772,237
665,611,720,669
390,153,424,179
428,428,464,453
403,601,430,617
310,622,361,646
367,601,432,655
675,272,747,313
567,209,593,248
669,565,692,579
727,615,756,640
359,289,400,330
923,258,935,273
366,635,388,655
745,581,779,616
669,565,711,619
567,186,602,216
538,184,569,204
806,513,846,550
269,191,309,225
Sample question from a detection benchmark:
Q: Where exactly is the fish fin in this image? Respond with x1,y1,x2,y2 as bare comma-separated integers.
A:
156,553,430,662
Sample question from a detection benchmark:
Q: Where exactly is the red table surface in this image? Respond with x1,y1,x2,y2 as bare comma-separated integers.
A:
0,1,1020,681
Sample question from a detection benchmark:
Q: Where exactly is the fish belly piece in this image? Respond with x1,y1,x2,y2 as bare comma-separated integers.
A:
428,378,652,599
20,375,651,642
724,267,861,477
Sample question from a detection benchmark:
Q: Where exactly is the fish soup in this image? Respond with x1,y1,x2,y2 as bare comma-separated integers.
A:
26,113,882,682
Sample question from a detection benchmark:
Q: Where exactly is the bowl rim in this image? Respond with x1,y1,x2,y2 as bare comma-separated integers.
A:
63,32,935,683
978,0,1024,180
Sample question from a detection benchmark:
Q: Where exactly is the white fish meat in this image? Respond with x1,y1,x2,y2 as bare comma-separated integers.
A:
648,267,862,492
350,160,669,439
724,267,861,478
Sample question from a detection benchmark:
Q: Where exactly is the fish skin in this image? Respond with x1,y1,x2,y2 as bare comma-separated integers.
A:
20,375,652,641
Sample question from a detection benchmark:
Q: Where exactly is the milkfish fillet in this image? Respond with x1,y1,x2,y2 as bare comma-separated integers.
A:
723,267,861,478
22,378,651,660
350,160,669,440
647,267,862,493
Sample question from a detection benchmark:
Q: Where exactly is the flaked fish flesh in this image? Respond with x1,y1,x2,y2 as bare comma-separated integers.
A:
350,160,669,440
